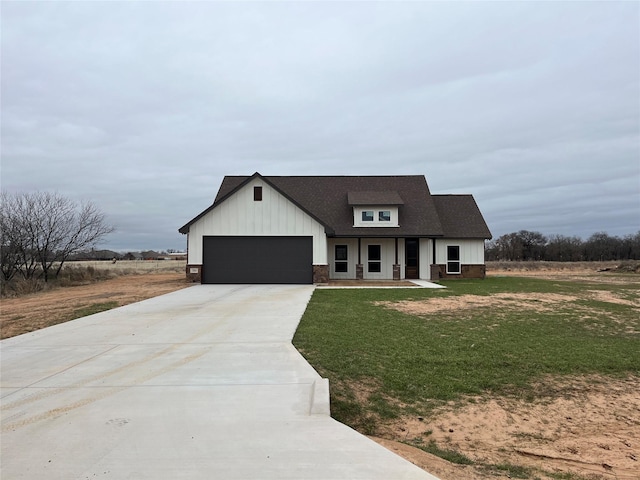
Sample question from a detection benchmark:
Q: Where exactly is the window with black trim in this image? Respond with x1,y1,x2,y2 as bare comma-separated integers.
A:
362,210,374,222
254,186,262,201
368,244,381,272
447,245,461,274
335,245,348,273
378,210,391,222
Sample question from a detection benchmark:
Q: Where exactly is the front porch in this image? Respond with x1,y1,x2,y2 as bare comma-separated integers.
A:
322,237,487,282
326,237,432,281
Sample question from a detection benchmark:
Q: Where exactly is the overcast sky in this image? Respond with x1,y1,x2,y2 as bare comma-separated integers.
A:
2,1,638,252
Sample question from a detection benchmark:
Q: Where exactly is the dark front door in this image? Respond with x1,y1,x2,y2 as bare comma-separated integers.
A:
202,236,313,284
405,238,419,279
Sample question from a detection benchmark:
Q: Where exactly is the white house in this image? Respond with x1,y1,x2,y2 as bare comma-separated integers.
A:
179,173,492,284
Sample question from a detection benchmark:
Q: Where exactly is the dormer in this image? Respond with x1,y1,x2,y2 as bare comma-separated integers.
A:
348,191,403,227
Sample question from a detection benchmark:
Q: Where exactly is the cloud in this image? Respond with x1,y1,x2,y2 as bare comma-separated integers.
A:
1,1,638,250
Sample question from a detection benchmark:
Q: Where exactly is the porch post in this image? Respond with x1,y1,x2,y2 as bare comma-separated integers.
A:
356,238,363,280
431,238,442,279
393,238,400,280
394,238,398,264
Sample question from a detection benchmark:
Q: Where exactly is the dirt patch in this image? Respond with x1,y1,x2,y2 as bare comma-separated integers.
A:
373,376,640,480
375,292,583,316
0,273,191,339
371,437,483,480
586,290,640,308
376,289,640,320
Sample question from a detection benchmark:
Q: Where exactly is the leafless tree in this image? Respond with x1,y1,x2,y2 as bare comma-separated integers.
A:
486,229,640,262
0,191,115,281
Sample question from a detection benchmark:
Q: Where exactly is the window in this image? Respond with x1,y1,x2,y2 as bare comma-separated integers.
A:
335,245,348,273
353,207,398,227
368,244,381,272
254,186,262,201
447,245,461,274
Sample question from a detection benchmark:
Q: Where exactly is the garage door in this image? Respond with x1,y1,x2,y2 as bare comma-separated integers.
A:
202,236,313,284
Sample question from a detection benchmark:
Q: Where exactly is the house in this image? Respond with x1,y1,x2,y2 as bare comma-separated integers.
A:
178,173,492,284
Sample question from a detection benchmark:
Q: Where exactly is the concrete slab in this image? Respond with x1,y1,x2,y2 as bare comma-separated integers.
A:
409,280,447,289
317,280,446,289
1,284,439,479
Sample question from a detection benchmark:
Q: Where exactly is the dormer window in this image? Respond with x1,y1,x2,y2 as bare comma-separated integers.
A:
348,191,403,228
352,207,399,227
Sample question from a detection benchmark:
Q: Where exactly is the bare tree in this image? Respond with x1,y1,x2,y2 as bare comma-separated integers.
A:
0,196,21,281
0,192,39,280
486,229,640,262
0,191,115,281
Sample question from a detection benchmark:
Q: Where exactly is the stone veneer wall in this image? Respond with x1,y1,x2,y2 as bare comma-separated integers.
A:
313,264,329,284
431,264,486,280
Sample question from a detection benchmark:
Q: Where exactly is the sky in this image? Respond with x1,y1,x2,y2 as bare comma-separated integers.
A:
2,1,639,252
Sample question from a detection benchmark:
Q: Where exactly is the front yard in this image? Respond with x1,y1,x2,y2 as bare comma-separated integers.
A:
293,274,640,480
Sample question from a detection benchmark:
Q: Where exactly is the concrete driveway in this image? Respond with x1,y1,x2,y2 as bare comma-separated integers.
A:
1,285,438,479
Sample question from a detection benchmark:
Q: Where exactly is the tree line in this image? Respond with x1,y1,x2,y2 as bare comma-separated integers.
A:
486,230,640,262
1,191,114,282
69,249,186,261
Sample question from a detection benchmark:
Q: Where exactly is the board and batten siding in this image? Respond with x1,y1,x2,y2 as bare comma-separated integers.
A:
187,179,327,265
434,239,485,265
419,238,433,280
361,238,395,280
327,238,359,280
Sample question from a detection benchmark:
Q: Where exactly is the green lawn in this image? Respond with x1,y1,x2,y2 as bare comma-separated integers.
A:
293,276,640,433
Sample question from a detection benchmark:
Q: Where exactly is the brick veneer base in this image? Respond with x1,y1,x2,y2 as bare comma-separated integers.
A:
431,264,486,279
393,264,401,280
186,264,202,283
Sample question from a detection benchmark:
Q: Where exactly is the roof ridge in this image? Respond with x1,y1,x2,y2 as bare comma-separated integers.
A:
262,174,425,178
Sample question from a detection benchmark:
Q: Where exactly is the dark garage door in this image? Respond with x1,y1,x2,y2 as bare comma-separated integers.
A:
202,236,313,284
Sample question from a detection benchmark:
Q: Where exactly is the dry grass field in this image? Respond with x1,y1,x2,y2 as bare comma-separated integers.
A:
0,260,189,339
69,259,187,274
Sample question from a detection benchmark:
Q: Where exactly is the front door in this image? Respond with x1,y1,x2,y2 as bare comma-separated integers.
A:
405,238,419,279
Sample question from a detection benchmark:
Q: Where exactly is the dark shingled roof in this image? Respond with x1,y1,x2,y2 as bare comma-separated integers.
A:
180,173,491,239
347,191,404,206
432,195,492,239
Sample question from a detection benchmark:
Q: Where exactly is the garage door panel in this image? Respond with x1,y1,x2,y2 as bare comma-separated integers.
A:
203,236,312,284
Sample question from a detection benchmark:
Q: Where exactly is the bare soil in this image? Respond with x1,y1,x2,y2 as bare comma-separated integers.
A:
0,273,190,339
372,375,640,480
1,262,639,479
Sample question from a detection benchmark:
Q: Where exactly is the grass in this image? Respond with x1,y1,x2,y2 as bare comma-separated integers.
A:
292,276,640,463
409,440,474,465
70,301,120,319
